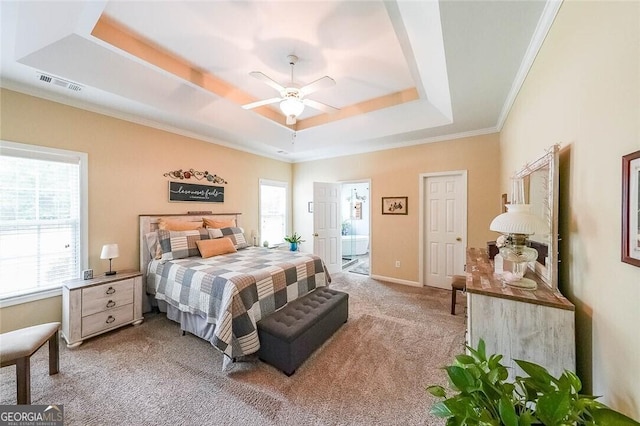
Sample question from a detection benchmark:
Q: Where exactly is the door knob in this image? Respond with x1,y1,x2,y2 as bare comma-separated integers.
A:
313,233,319,237
456,237,462,242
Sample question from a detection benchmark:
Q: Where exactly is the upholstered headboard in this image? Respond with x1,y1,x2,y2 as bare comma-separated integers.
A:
139,212,241,278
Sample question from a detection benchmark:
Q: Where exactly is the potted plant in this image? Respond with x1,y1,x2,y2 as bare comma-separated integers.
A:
284,232,305,251
426,339,639,425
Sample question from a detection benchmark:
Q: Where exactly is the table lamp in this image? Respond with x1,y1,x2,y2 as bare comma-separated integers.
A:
100,244,119,276
490,179,546,289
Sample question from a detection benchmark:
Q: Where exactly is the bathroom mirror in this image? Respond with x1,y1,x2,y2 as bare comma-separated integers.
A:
514,144,560,290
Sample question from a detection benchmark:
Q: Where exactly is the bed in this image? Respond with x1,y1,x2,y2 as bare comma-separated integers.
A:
139,214,329,368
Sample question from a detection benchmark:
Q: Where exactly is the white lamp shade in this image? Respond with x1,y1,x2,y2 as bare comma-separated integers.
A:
280,98,304,117
100,244,119,260
490,204,547,235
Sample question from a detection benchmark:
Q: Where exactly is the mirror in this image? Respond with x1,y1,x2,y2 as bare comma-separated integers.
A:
515,145,559,290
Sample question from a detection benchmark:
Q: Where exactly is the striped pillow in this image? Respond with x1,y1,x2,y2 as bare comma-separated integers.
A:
158,228,209,261
219,227,249,249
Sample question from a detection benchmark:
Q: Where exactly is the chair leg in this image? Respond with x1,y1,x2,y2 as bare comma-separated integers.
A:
451,289,457,315
16,357,30,405
48,330,59,375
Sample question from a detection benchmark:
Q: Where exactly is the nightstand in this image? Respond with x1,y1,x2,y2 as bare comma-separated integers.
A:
62,270,144,348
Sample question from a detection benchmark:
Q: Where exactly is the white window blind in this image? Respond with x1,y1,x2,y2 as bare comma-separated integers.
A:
0,142,87,300
259,179,288,247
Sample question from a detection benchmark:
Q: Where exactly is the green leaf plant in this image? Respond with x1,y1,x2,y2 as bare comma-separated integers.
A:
426,339,639,426
284,232,305,244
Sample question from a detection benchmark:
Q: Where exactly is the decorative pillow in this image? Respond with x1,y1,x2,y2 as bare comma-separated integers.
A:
196,238,237,258
157,228,209,261
207,228,224,239
145,232,162,259
219,227,249,249
158,218,203,231
203,218,236,229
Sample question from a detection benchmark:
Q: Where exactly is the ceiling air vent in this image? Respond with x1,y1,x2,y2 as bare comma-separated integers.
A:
36,72,83,93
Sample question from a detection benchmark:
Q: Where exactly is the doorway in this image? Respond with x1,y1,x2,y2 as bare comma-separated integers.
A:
341,181,370,275
419,171,467,289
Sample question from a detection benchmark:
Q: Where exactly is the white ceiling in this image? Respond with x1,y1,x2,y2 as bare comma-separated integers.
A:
0,1,560,162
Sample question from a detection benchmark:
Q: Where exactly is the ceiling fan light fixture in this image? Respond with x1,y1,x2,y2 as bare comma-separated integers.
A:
244,54,336,125
280,97,304,118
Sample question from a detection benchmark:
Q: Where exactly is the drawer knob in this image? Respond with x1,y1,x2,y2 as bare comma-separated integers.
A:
106,315,116,324
106,300,116,308
105,286,116,295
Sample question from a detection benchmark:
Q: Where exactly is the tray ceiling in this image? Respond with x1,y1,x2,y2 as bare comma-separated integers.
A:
0,1,558,162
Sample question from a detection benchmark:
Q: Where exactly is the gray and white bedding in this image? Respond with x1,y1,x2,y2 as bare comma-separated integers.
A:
146,247,329,361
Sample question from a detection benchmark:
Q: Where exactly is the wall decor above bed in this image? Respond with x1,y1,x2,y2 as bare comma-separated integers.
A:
169,182,224,203
163,168,228,184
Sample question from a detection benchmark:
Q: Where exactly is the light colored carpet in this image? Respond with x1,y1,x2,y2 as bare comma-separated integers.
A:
348,258,370,276
0,272,465,425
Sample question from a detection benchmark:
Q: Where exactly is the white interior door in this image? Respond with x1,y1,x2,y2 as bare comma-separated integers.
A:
313,182,341,275
422,172,467,289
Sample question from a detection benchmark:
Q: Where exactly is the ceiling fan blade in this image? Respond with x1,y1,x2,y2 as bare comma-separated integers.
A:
249,71,285,93
300,76,335,96
242,97,281,110
303,98,339,113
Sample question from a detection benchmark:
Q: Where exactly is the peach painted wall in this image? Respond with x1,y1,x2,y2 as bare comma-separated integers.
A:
293,134,501,283
500,1,640,419
0,88,291,332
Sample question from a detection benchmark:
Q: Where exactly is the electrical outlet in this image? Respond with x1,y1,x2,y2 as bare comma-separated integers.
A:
395,260,400,268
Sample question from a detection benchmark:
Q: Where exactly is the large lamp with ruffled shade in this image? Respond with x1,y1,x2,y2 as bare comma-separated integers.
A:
490,179,546,290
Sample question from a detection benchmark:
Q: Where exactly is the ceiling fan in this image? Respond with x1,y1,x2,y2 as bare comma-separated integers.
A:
242,55,338,125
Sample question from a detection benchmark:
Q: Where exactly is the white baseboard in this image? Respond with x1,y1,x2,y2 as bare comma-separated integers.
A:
370,274,421,288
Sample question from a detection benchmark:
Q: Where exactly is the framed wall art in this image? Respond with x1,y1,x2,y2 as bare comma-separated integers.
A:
622,149,640,267
382,196,408,215
169,182,224,203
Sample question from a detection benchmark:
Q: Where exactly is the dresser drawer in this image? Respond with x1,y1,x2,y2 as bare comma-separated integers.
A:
82,303,133,337
82,279,134,316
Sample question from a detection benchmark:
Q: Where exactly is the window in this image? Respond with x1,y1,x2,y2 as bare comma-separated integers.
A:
0,141,88,304
259,179,288,247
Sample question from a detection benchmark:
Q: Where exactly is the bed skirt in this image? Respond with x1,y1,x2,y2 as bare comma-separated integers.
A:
157,300,218,347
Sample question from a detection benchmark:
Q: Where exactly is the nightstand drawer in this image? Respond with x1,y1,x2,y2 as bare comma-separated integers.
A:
82,303,133,337
81,279,134,316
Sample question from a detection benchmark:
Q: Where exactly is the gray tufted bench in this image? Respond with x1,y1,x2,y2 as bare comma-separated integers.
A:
257,287,348,376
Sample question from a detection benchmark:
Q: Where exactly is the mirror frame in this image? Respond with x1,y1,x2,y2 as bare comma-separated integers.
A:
514,144,559,290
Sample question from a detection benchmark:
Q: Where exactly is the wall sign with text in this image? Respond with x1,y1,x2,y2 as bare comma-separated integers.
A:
169,182,224,203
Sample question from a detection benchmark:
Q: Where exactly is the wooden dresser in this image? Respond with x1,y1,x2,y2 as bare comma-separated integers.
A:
465,248,575,379
62,270,144,348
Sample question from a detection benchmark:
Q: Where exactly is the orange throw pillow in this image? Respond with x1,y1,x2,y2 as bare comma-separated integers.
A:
158,218,203,231
195,238,237,258
202,218,236,229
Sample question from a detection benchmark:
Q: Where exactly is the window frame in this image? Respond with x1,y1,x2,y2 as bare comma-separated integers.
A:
259,178,289,248
0,140,88,307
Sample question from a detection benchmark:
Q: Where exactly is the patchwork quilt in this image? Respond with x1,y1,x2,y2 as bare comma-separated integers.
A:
146,247,328,360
